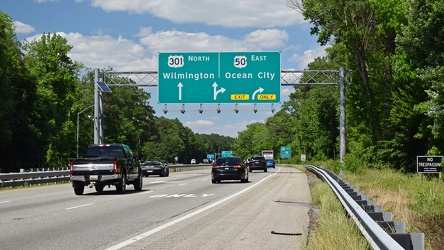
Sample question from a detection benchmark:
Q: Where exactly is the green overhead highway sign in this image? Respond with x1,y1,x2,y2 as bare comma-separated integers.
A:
158,52,281,103
221,151,233,157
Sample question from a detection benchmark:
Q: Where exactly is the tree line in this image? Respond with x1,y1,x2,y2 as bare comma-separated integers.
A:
2,0,443,173
246,0,444,172
0,12,233,172
235,0,444,173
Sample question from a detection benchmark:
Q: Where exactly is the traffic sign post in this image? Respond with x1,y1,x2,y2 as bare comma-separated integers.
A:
280,146,291,159
417,155,443,184
207,154,214,161
158,52,281,103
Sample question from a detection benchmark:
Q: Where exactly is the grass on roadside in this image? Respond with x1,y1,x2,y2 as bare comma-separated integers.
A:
305,177,372,250
343,168,444,250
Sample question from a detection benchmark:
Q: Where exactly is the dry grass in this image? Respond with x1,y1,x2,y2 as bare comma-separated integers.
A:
343,169,444,250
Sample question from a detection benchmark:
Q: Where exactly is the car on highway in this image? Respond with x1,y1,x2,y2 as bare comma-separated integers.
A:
141,160,169,177
191,159,196,164
248,155,267,172
266,159,275,168
211,156,249,183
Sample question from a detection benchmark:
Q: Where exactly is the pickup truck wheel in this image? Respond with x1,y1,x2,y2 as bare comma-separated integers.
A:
95,185,104,192
116,174,126,194
134,173,143,191
73,181,84,195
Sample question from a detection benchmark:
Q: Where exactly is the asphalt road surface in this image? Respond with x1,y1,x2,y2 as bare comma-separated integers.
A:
0,166,311,249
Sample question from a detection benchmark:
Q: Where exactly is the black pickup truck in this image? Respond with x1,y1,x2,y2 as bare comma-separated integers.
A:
69,144,143,195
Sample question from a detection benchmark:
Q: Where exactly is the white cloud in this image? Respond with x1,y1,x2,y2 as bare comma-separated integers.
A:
185,120,215,127
139,30,248,53
243,29,288,49
50,32,157,71
138,28,289,54
281,86,295,97
21,28,291,71
288,46,328,69
13,21,35,34
90,0,305,28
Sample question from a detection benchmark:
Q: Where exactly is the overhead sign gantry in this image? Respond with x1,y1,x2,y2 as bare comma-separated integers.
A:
96,66,349,162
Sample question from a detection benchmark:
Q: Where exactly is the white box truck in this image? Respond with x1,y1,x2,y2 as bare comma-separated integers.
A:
262,150,274,160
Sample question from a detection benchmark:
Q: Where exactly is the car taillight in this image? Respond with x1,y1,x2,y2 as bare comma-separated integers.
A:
212,164,221,168
69,162,73,174
235,164,243,169
113,160,118,173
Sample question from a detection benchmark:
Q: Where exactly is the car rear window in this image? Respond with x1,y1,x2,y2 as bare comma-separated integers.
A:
216,157,241,164
144,161,161,165
252,156,265,160
84,145,125,158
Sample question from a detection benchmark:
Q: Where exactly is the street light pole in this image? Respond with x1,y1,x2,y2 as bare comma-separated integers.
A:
77,105,94,158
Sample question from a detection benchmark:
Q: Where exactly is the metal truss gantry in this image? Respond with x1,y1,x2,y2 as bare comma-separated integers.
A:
93,68,349,161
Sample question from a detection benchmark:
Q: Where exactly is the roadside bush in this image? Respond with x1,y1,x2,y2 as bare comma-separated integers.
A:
343,153,366,173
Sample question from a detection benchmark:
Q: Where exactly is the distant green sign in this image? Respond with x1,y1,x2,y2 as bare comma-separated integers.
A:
280,146,291,159
221,151,233,157
158,52,281,103
207,154,215,160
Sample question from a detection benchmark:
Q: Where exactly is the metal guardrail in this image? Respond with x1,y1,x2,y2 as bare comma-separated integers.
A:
307,165,424,250
0,164,212,188
0,170,71,188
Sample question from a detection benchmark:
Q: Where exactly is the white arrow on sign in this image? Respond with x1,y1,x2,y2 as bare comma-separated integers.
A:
252,87,264,100
177,82,183,100
212,82,226,100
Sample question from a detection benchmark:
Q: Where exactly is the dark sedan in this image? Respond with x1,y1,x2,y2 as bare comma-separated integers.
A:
141,161,169,177
211,156,249,183
249,155,267,172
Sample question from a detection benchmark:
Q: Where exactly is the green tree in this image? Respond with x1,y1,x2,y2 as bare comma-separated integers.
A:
0,13,16,143
0,12,39,172
195,133,235,162
401,0,444,151
22,33,83,168
384,0,444,171
232,122,268,159
142,117,186,163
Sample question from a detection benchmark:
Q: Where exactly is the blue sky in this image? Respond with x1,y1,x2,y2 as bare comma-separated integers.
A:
2,0,327,138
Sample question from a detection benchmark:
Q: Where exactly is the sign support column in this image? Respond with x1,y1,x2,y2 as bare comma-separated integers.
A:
339,66,346,163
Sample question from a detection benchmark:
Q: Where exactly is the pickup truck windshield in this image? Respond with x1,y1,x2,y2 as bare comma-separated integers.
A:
84,145,126,158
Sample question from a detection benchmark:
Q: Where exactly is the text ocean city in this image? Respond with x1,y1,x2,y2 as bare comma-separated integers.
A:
158,52,281,103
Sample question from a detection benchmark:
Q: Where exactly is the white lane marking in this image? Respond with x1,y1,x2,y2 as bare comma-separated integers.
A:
106,169,280,250
0,201,11,204
65,203,94,210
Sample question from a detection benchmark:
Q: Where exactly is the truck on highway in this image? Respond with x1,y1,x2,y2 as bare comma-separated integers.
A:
262,150,274,160
69,144,143,195
262,150,275,168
